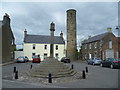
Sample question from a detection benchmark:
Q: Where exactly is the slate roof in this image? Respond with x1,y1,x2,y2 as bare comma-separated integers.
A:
85,32,109,43
24,34,65,44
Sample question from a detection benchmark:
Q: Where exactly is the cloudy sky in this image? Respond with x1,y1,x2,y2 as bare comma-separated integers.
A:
1,2,118,49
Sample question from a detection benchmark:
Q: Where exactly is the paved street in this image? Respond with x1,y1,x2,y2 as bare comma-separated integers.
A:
2,61,119,88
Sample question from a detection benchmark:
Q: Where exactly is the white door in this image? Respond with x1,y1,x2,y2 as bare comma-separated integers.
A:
106,49,114,58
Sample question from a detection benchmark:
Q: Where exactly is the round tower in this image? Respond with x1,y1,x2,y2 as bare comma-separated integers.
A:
66,9,77,61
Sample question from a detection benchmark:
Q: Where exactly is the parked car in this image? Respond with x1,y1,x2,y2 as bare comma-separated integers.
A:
100,58,120,69
17,56,29,63
24,56,29,62
32,55,41,63
61,57,70,63
87,57,102,65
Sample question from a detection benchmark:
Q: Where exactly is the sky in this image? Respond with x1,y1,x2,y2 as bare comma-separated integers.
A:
0,2,118,49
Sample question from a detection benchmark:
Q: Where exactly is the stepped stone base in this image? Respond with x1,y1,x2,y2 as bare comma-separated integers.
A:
30,57,77,78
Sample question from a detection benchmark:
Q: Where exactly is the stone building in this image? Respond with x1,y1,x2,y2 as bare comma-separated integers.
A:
80,28,119,60
0,13,15,63
23,23,66,61
66,9,77,61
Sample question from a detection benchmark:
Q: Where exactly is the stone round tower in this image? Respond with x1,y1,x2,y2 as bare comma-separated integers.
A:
66,9,77,61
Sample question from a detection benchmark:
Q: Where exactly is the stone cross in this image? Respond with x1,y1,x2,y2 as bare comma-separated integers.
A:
50,22,55,58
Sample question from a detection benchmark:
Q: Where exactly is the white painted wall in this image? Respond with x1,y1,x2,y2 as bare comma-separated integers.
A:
23,43,66,61
15,51,24,59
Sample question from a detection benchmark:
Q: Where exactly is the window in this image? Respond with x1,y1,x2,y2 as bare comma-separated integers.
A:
109,41,112,49
33,44,35,49
44,45,47,50
44,53,47,57
85,44,87,49
94,42,97,48
32,53,35,57
89,43,92,49
55,53,58,57
100,40,102,47
56,45,58,50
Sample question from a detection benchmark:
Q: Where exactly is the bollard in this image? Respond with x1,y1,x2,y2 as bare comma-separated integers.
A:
71,64,74,69
30,64,33,69
48,73,52,83
13,67,16,73
82,70,86,79
15,71,18,79
86,67,88,73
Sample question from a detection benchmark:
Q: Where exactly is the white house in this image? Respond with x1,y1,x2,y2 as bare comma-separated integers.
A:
23,30,66,61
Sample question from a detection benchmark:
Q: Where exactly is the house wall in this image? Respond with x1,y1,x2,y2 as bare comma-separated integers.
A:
15,51,24,59
81,32,119,60
23,43,66,61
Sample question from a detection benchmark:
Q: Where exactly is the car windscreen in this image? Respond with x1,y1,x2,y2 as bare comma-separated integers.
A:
18,56,24,58
33,56,39,58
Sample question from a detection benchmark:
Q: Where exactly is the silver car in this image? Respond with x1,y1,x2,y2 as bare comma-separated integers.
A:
17,56,29,63
87,57,102,65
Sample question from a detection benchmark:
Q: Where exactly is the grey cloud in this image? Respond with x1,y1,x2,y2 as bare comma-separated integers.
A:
2,2,118,49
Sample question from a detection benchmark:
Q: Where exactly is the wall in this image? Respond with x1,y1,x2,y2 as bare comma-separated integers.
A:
2,24,14,63
23,43,66,61
15,51,24,59
66,9,77,61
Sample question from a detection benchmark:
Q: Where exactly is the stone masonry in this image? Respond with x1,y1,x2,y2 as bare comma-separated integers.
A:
66,9,77,61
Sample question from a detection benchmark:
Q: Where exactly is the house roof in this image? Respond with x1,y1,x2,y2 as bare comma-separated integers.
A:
24,34,65,44
84,32,113,43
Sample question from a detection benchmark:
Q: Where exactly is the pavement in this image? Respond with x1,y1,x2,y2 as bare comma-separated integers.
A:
2,60,120,88
0,60,15,66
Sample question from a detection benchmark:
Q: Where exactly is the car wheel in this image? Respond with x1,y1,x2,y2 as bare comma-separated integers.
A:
93,63,95,65
110,64,114,69
100,63,103,67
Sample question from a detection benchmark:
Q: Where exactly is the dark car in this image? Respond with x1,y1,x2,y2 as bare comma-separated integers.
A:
100,58,120,69
87,57,102,65
61,57,70,63
32,55,41,63
17,56,29,63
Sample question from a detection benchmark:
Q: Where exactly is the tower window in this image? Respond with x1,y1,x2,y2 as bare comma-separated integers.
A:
70,13,72,17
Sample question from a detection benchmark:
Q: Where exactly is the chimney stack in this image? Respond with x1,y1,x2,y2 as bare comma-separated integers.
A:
107,27,112,33
24,29,27,38
60,31,63,38
3,13,10,26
